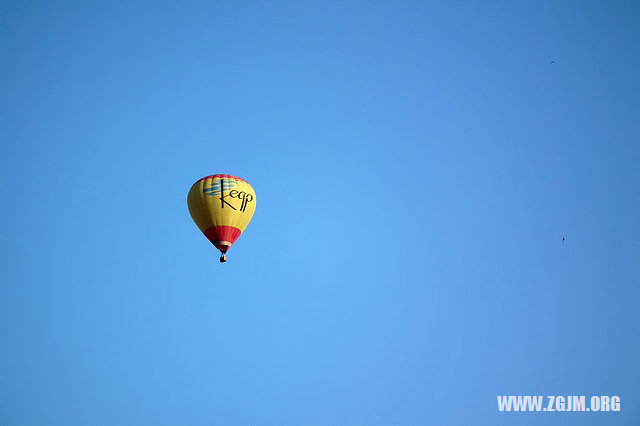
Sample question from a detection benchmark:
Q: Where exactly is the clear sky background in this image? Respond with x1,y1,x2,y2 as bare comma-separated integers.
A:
1,1,639,425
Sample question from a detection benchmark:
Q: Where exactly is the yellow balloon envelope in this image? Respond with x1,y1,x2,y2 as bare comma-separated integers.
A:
187,174,256,262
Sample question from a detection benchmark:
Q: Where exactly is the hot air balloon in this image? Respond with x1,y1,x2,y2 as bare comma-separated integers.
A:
187,174,257,263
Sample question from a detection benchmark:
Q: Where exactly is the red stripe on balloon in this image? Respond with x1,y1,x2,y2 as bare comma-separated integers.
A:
196,174,248,184
203,226,243,252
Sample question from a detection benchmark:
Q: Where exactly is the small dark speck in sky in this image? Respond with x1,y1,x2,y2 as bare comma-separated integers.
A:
551,60,556,63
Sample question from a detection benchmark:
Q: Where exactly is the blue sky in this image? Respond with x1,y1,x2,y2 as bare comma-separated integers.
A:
1,1,639,425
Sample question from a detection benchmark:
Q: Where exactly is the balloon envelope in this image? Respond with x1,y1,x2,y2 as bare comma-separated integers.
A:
187,174,256,257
